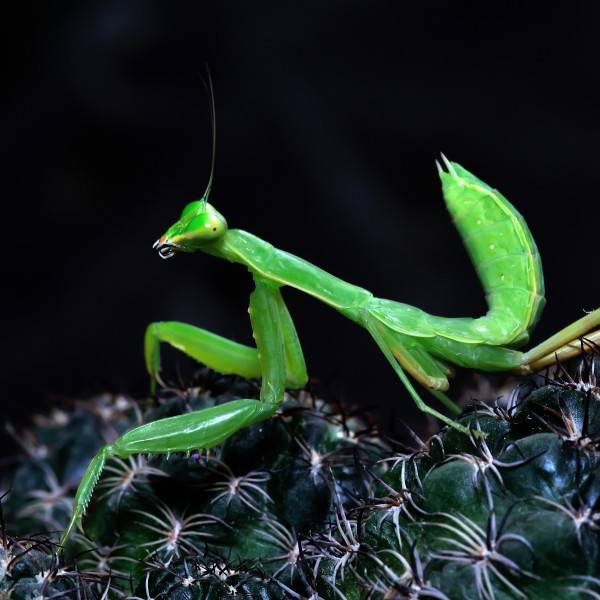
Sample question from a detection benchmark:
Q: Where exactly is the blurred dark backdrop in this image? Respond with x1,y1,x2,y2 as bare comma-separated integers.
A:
2,2,599,441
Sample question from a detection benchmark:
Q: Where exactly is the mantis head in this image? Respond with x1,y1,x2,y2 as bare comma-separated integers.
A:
154,69,228,259
153,199,227,259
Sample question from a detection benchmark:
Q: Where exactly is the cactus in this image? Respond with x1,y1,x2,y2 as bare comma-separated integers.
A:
3,369,387,597
3,352,600,599
333,352,600,600
0,528,103,599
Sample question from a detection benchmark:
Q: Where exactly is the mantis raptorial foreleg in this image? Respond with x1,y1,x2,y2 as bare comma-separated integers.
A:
247,276,307,403
145,322,262,392
145,284,308,393
60,276,307,549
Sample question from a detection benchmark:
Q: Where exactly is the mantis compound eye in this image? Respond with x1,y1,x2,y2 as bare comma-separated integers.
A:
182,208,228,244
187,213,223,237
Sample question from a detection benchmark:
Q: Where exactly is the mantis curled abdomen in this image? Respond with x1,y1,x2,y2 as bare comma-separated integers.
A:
368,157,547,356
439,159,546,346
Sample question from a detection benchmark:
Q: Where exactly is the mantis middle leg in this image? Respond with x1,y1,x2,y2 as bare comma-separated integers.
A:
364,318,469,434
60,276,307,548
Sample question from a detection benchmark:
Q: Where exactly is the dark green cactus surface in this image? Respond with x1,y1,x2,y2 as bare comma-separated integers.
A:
2,352,600,599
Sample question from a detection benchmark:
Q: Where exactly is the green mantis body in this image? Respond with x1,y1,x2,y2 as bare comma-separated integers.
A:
60,155,600,549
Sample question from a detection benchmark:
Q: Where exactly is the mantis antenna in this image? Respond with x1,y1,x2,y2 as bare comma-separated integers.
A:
199,65,217,211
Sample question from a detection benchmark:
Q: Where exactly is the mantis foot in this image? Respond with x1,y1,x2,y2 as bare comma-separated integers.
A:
59,398,278,550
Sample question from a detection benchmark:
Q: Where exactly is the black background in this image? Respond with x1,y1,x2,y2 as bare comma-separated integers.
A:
3,2,599,443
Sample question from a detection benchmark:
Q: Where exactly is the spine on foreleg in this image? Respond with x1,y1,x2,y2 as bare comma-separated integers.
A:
438,159,545,346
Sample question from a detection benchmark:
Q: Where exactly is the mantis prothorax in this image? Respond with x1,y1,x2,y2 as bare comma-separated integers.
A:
60,94,600,549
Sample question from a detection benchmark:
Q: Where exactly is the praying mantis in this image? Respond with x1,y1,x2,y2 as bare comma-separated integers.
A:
59,95,600,549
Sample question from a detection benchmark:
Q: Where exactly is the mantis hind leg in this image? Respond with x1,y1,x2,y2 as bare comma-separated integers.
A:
365,318,468,433
519,308,600,373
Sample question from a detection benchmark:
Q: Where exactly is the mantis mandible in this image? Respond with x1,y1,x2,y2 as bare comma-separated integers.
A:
60,88,600,548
